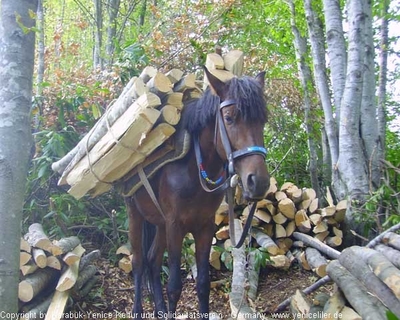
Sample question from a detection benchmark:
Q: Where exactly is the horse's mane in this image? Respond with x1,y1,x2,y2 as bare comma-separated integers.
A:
182,76,267,135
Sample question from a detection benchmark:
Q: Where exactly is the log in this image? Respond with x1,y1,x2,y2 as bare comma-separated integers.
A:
165,68,184,84
18,268,60,302
366,222,400,248
159,105,181,125
339,307,362,320
308,213,322,226
295,210,311,233
275,224,287,238
272,212,287,224
173,74,197,92
320,206,336,217
139,66,157,83
205,53,225,70
313,220,328,234
382,231,400,250
162,92,184,109
305,247,327,277
215,225,230,240
64,93,161,190
51,236,81,256
325,236,342,248
56,246,85,291
334,200,347,223
20,264,39,276
308,198,319,214
289,289,310,319
223,50,244,76
32,248,47,268
73,264,98,291
374,244,400,268
275,190,287,201
269,255,291,270
147,72,172,97
326,260,388,320
322,288,346,320
339,247,400,317
276,238,293,254
278,198,295,219
20,251,32,267
292,232,340,259
254,209,271,224
44,290,70,320
247,250,260,301
73,275,99,299
24,223,53,253
251,228,279,256
116,243,132,256
52,76,141,175
79,249,101,271
209,246,221,270
314,231,329,243
21,294,53,320
285,220,296,237
46,256,62,270
21,237,31,253
63,244,85,266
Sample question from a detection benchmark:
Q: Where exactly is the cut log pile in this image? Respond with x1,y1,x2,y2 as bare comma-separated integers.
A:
52,49,245,201
19,223,100,319
276,224,400,319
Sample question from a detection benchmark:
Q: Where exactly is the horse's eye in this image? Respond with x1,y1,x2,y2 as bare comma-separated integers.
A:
224,115,234,124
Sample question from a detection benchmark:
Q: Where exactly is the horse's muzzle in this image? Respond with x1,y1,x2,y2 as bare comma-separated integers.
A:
242,170,270,201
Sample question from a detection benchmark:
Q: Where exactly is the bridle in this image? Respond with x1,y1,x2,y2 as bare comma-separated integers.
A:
194,98,267,248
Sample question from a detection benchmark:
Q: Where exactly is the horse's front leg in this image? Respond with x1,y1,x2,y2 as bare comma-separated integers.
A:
193,220,215,318
166,226,184,318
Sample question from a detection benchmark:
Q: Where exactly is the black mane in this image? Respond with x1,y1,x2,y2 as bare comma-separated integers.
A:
182,76,267,135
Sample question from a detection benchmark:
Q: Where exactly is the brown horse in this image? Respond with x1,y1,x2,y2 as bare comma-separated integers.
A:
125,67,270,319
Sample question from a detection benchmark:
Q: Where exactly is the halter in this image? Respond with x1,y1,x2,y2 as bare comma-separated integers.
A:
194,98,267,248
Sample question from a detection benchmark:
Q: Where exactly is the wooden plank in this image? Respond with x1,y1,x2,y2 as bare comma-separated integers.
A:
44,290,70,320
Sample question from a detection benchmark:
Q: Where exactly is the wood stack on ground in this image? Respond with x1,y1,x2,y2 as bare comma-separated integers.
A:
19,223,101,319
275,223,400,319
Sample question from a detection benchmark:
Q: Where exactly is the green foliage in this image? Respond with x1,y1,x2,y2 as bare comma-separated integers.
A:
387,310,400,320
115,41,149,83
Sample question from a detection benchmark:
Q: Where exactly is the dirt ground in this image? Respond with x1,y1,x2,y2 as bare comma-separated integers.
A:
70,255,332,320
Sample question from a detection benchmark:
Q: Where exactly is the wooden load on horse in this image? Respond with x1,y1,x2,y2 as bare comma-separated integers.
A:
52,50,245,200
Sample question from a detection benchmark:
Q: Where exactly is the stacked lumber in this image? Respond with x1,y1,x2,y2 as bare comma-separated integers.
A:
19,223,101,319
213,178,347,275
52,67,199,199
275,224,400,319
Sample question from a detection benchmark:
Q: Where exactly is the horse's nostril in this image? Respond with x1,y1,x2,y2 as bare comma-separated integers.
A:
247,173,257,191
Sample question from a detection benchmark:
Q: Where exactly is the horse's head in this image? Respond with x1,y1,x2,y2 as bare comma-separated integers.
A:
205,67,270,201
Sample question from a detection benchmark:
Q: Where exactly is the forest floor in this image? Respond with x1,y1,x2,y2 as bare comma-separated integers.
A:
70,253,333,320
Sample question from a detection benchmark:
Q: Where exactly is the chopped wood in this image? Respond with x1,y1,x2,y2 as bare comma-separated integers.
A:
295,210,311,233
382,231,400,250
292,232,340,260
21,293,53,320
320,206,336,217
165,68,184,84
173,73,197,92
131,76,148,99
18,268,60,302
339,246,400,317
286,185,303,203
275,224,286,238
285,220,296,237
278,198,295,219
308,198,319,214
332,226,343,238
374,244,400,268
322,288,345,319
223,50,244,76
334,200,347,223
276,238,293,254
139,66,157,83
292,249,311,270
73,265,98,291
44,290,70,320
254,209,271,224
302,188,316,201
209,247,221,270
207,69,235,84
46,256,62,270
162,92,184,109
325,236,342,247
308,213,322,225
299,198,312,211
269,255,291,270
265,177,278,197
326,260,388,320
325,186,334,207
20,237,31,253
51,236,81,256
159,104,181,125
24,223,53,253
116,242,132,256
215,225,230,240
272,212,287,224
55,246,85,291
275,191,287,202
20,251,32,267
339,307,362,320
290,289,311,319
314,230,329,243
32,248,47,268
63,244,85,266
78,249,101,271
305,247,327,277
206,53,225,70
20,264,39,276
313,220,328,234
280,181,295,191
118,255,132,273
261,223,274,237
251,228,279,256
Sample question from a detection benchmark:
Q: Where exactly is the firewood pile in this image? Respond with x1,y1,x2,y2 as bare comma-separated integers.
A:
51,49,245,200
18,223,100,319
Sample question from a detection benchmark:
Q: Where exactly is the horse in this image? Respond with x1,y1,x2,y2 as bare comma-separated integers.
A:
124,67,270,319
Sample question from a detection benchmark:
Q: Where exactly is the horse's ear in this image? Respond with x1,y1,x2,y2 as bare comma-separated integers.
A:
203,66,227,99
255,71,266,88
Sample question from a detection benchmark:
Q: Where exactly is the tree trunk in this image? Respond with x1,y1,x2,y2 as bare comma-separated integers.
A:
106,0,120,66
0,0,37,313
93,0,103,69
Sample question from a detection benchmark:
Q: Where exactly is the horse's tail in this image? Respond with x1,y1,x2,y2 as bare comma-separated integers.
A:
142,220,156,297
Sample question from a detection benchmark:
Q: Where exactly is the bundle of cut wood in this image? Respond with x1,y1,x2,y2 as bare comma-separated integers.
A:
283,229,400,319
52,49,245,200
19,223,100,319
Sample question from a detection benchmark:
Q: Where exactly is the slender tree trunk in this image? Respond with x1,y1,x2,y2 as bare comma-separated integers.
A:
0,0,37,313
287,0,321,198
93,0,103,69
106,0,120,66
139,0,147,27
36,0,44,96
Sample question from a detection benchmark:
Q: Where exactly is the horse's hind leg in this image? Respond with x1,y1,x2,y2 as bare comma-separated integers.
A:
126,197,145,318
147,225,167,316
